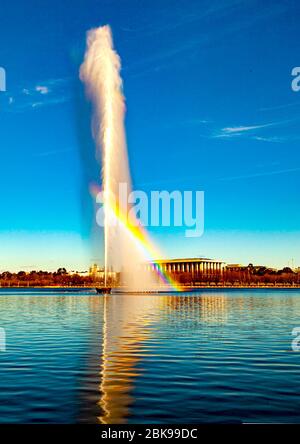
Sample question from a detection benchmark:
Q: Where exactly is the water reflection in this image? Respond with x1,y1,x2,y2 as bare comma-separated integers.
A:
99,295,159,423
1,289,300,423
98,293,229,423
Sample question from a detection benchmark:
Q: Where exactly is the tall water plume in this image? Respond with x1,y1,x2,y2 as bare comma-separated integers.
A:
80,25,156,290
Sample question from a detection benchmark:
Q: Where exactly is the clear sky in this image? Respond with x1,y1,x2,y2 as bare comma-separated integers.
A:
0,0,300,271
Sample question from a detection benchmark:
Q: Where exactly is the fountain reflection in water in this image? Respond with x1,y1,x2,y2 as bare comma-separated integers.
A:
99,295,159,423
98,293,229,423
2,290,300,423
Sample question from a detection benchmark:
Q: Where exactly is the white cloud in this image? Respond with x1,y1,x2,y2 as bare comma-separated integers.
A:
31,102,43,108
35,85,49,95
1,77,72,113
221,124,270,134
253,136,284,143
213,121,285,139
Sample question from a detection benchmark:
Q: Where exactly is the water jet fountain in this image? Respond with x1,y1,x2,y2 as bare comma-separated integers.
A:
80,25,179,293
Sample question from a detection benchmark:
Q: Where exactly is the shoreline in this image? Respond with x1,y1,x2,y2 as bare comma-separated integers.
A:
1,285,300,290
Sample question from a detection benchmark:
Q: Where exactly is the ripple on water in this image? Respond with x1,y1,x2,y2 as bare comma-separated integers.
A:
0,289,300,423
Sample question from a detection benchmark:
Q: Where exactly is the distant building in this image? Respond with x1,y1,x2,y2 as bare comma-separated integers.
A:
89,264,117,281
226,264,278,274
226,264,248,272
76,271,89,277
89,263,102,278
144,258,224,283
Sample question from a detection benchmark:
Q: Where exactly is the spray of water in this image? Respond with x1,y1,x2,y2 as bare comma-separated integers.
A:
80,25,156,290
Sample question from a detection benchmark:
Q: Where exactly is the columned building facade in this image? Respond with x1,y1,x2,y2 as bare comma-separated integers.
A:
144,258,224,283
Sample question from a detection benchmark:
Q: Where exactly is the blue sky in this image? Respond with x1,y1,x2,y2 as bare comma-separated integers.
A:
0,0,300,271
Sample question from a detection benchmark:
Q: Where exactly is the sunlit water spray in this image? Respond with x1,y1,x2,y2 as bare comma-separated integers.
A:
80,25,174,291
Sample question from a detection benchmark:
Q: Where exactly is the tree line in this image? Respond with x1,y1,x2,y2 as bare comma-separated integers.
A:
175,265,300,286
0,265,299,287
0,269,94,287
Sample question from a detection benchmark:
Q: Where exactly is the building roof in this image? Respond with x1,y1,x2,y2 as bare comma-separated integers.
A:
150,258,224,264
226,264,244,268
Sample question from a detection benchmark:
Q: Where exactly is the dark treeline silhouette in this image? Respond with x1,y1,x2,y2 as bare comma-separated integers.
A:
0,264,299,287
172,264,300,286
0,268,94,287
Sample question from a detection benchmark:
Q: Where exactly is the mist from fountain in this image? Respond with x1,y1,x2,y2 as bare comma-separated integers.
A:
80,25,158,291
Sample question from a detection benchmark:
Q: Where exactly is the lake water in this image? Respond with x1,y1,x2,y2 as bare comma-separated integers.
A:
0,288,300,423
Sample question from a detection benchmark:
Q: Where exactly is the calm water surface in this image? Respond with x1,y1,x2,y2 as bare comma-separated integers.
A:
0,288,300,423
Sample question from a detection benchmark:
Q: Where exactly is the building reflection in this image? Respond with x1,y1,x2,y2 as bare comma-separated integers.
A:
161,293,228,324
98,292,229,424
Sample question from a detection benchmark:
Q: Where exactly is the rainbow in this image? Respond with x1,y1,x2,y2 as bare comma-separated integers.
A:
90,183,182,291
